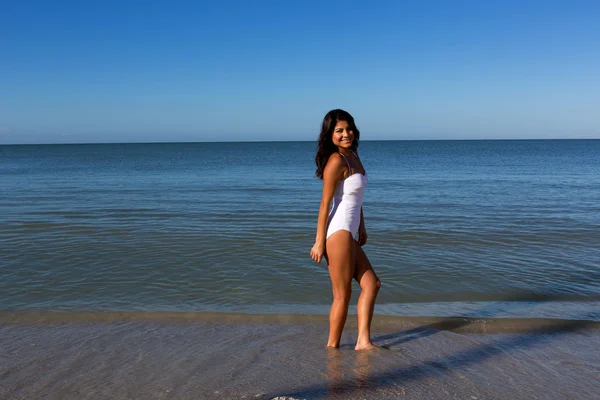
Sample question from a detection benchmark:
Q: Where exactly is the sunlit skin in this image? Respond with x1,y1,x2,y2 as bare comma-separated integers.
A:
331,121,355,154
310,120,381,351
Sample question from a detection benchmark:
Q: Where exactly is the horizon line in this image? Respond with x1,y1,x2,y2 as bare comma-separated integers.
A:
2,137,600,146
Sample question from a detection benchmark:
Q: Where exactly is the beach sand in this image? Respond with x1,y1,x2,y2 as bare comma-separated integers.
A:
2,311,599,399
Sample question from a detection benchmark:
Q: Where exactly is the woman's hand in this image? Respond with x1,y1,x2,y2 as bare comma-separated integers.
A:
310,242,325,263
358,227,368,246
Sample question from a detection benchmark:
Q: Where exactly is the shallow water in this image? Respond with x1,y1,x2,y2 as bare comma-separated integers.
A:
2,313,599,399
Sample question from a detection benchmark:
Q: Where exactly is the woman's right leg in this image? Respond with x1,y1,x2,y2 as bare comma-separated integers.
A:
325,230,355,348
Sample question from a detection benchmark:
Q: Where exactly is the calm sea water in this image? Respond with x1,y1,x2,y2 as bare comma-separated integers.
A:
1,140,599,320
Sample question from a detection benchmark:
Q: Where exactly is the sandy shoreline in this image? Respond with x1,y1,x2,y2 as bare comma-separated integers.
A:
2,309,600,332
2,313,599,399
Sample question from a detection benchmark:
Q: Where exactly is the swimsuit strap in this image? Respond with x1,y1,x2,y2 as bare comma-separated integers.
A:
339,152,352,176
350,150,364,173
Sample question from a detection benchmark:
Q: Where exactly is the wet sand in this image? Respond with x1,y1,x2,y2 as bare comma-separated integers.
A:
2,312,599,399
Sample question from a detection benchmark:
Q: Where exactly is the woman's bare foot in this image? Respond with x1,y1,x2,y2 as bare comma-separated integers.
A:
354,342,378,351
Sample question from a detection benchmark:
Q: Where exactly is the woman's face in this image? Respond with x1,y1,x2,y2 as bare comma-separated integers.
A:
331,120,354,150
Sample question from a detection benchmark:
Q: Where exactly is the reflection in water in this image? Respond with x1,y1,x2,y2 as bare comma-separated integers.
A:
325,349,382,398
326,349,344,398
354,350,373,390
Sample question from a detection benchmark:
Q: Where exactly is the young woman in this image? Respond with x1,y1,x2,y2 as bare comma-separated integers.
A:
310,109,381,350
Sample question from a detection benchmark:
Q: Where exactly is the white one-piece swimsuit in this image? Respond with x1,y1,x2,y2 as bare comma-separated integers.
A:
326,152,368,240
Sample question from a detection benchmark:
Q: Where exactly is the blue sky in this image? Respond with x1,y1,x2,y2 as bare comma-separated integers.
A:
2,0,599,144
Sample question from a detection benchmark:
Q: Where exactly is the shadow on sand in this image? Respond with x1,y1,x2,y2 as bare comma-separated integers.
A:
275,292,598,399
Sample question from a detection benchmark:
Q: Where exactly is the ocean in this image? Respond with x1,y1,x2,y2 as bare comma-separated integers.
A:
2,140,599,318
2,140,599,399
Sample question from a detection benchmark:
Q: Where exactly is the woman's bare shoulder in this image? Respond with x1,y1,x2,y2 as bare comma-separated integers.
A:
325,153,344,168
324,153,345,179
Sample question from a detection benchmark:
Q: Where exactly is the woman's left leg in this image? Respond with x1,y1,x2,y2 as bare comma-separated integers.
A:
325,230,356,348
353,243,381,350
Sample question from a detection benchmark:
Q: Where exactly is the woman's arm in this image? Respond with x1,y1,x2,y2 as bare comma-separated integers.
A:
358,207,368,246
310,154,345,263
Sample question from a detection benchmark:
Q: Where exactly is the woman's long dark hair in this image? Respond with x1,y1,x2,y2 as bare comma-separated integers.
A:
315,109,360,179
